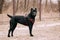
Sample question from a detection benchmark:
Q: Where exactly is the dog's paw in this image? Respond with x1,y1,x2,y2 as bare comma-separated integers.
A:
11,35,13,37
8,35,10,37
30,34,34,37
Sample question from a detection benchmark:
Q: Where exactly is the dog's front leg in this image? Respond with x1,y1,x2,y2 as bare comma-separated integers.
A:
29,24,33,37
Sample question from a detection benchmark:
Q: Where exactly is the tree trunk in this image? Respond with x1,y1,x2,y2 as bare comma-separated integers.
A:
16,0,19,11
0,0,4,14
24,0,27,9
58,0,60,12
45,0,48,12
13,0,16,15
33,0,36,8
39,0,42,20
50,0,53,11
24,0,29,12
26,0,29,11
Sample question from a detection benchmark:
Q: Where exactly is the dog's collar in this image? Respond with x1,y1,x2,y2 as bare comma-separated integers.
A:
29,19,34,23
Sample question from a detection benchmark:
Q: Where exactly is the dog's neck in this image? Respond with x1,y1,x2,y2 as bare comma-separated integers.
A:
28,14,35,19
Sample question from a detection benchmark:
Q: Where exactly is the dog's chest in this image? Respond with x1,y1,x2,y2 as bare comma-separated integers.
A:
29,18,34,23
23,18,34,26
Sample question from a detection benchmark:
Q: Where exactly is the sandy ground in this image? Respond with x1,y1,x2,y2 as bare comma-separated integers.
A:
0,20,60,40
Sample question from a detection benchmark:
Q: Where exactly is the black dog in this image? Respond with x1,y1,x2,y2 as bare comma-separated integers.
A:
7,8,37,37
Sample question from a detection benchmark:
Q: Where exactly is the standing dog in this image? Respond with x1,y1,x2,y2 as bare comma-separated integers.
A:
7,8,37,37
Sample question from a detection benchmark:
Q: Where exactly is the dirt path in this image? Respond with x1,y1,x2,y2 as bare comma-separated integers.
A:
0,21,60,40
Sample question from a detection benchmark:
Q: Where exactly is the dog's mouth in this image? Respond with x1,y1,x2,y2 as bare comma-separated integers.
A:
33,12,36,16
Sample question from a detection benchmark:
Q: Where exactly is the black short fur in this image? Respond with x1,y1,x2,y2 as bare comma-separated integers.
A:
7,8,37,37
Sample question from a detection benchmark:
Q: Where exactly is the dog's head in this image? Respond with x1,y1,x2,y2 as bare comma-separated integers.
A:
30,8,37,17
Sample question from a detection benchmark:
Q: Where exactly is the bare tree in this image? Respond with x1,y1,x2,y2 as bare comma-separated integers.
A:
26,0,29,11
50,0,53,11
16,0,19,11
13,0,16,15
33,0,36,8
58,0,60,12
24,0,27,9
0,0,4,14
45,0,48,8
39,0,42,20
13,0,18,15
24,0,30,12
45,0,49,12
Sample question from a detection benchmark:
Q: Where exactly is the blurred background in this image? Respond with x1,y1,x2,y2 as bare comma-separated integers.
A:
0,0,60,24
0,0,60,40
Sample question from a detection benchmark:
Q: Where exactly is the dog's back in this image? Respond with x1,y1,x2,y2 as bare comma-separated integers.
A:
14,16,28,24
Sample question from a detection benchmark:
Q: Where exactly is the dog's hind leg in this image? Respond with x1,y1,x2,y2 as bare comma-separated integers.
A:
8,20,13,37
8,20,16,37
11,22,17,37
8,28,11,37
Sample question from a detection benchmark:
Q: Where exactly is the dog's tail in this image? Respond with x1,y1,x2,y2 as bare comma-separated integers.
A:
7,14,12,18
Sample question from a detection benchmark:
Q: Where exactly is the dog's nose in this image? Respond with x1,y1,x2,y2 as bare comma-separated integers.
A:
33,12,36,15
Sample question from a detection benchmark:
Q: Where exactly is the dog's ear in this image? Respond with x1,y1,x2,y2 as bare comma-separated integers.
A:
31,8,33,11
35,8,37,10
